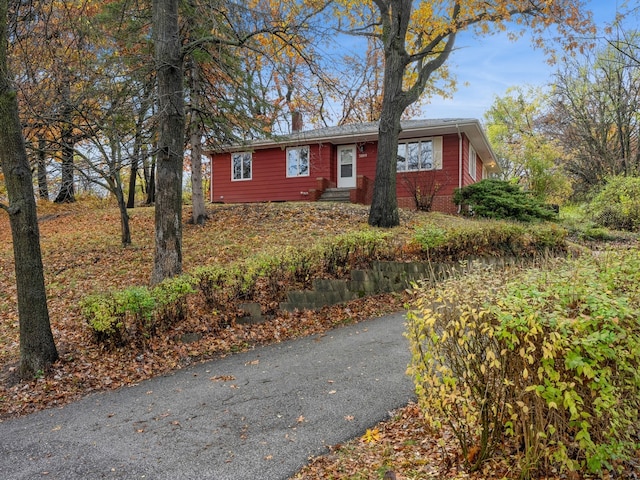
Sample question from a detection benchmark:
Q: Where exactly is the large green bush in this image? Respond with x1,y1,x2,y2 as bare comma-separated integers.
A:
454,179,558,222
406,248,640,477
587,175,640,231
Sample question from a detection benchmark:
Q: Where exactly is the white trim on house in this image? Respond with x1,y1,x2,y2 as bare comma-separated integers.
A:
214,118,499,174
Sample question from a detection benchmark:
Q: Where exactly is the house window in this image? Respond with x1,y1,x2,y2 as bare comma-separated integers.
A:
397,137,442,172
469,145,477,180
286,146,310,177
232,152,252,181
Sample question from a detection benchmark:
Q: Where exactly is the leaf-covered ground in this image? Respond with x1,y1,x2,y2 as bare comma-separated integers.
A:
1,201,421,417
1,201,625,479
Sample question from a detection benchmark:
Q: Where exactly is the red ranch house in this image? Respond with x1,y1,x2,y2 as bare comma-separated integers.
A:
209,118,498,214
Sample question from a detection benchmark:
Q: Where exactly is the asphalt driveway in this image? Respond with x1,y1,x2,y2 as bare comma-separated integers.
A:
0,312,414,480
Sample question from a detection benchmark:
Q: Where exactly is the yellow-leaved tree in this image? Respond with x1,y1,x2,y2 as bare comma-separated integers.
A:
333,0,595,227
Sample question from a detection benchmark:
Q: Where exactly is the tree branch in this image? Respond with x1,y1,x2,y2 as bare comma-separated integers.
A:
0,200,21,215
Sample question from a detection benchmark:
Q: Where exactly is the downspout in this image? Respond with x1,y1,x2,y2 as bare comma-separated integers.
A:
457,124,462,214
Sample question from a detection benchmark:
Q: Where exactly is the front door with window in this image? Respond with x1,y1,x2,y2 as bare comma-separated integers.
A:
337,145,356,188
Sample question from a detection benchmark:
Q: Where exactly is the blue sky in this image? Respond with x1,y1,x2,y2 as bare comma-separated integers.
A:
421,1,626,121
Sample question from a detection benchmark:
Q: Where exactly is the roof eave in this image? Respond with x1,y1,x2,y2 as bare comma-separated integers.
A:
210,118,500,173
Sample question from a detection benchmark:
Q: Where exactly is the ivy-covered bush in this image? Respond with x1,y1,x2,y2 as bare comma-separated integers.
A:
587,175,640,231
406,248,640,477
454,179,558,222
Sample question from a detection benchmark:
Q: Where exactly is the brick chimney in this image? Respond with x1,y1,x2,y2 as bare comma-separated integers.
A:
291,111,303,133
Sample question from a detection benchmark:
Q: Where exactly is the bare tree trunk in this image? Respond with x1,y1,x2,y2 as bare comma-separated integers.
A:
110,136,132,246
37,137,49,200
115,185,132,246
0,0,58,378
128,85,153,209
189,60,207,225
190,126,206,224
144,147,156,205
368,0,456,227
369,104,402,227
151,0,184,284
54,82,75,203
367,0,410,228
127,154,138,208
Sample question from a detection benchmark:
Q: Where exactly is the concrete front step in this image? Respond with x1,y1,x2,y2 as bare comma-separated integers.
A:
319,188,351,202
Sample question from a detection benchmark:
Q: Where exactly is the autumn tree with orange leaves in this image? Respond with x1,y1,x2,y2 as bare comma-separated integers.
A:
334,0,595,227
10,0,111,204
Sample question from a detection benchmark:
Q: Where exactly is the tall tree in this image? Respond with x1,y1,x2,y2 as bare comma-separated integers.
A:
151,0,185,284
0,0,58,378
11,0,113,204
549,36,640,195
485,86,571,204
335,0,594,227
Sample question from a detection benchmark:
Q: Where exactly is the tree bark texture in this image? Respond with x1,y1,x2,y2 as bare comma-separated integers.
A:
0,0,58,378
37,137,49,200
114,185,132,246
189,61,207,225
368,0,457,228
145,149,156,205
54,82,75,203
126,154,138,208
151,0,184,284
368,0,412,228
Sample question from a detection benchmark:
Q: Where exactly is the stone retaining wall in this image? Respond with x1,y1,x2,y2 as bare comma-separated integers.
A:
277,256,522,313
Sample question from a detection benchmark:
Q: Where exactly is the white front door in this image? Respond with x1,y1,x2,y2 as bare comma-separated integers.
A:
337,145,356,188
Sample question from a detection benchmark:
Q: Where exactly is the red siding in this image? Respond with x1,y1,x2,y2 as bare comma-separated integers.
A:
459,134,485,187
209,132,478,214
353,141,378,179
211,143,332,203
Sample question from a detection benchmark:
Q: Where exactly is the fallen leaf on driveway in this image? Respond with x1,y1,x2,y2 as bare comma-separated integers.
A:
362,428,380,444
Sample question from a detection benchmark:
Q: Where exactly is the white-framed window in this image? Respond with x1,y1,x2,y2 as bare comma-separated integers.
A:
469,145,477,180
286,145,310,177
396,137,442,172
231,152,252,181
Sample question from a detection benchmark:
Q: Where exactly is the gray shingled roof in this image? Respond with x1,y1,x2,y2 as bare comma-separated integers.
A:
217,118,498,171
231,118,474,147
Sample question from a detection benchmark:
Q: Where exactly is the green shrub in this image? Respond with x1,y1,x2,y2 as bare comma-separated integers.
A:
193,229,394,313
319,230,392,276
82,279,195,349
152,276,196,327
81,293,124,347
413,220,566,259
413,226,447,251
406,249,640,477
587,175,640,231
454,179,558,222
